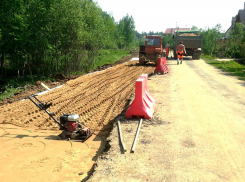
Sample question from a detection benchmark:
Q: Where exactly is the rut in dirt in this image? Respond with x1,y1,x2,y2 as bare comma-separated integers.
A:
0,61,155,131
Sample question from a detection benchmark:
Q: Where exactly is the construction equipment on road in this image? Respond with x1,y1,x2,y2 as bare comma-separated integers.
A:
139,35,166,66
27,95,92,142
173,30,203,60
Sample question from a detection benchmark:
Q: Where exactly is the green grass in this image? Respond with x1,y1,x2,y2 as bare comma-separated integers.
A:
0,87,21,101
71,49,131,76
0,75,54,101
96,49,130,66
201,55,245,81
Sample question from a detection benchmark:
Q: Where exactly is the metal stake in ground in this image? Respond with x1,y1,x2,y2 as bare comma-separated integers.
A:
131,119,143,153
117,121,127,152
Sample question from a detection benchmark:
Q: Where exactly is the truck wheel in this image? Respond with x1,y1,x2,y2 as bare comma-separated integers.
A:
196,55,200,60
192,55,196,60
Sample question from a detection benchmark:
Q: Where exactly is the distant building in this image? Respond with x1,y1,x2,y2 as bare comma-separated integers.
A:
235,5,245,24
225,17,236,38
165,28,190,35
225,2,245,38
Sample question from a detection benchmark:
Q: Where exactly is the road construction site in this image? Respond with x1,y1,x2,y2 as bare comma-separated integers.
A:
89,58,245,182
0,59,155,181
1,56,245,181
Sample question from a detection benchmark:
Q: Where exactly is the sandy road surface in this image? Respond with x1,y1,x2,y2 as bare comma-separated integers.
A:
0,124,104,182
89,58,245,182
0,60,155,182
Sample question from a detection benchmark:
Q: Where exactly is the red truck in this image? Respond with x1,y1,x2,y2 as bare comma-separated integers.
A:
139,35,165,65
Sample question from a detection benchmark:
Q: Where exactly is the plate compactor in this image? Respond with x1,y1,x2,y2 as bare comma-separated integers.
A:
27,95,92,142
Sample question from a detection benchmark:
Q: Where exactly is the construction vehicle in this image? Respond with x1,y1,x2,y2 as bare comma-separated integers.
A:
173,30,203,60
27,95,92,142
139,35,166,65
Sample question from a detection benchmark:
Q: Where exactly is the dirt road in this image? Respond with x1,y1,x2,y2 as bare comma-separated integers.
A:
89,58,245,182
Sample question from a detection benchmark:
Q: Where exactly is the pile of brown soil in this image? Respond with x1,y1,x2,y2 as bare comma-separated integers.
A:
179,33,197,36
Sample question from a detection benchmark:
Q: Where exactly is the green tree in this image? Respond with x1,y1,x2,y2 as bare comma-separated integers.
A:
226,22,245,58
99,11,118,49
0,0,135,80
117,14,136,48
191,25,198,30
0,0,25,77
200,24,224,56
162,34,174,49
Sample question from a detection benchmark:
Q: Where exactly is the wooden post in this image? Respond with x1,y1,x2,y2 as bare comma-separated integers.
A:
117,121,127,152
131,119,143,153
40,82,51,91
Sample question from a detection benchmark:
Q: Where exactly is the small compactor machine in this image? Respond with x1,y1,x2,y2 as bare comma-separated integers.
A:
27,95,92,142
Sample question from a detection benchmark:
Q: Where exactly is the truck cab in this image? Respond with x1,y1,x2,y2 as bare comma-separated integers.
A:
139,35,165,65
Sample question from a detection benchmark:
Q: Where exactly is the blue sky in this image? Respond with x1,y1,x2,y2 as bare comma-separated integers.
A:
95,0,245,33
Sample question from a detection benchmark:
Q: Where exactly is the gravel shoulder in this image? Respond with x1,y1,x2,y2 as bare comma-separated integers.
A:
88,57,245,182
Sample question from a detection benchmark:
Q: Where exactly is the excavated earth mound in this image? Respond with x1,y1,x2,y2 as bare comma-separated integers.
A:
179,33,197,36
0,60,155,132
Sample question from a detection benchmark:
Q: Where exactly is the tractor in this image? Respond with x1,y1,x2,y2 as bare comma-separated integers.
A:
139,35,166,65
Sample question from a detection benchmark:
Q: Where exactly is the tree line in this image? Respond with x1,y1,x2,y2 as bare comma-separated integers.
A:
1,0,243,84
149,24,245,59
221,22,245,59
187,23,245,59
0,0,137,81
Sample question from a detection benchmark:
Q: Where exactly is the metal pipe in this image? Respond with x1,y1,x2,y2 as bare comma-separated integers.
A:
117,121,127,152
131,119,143,153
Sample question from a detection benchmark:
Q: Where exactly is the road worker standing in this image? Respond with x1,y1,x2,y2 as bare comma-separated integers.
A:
176,41,186,65
165,42,170,59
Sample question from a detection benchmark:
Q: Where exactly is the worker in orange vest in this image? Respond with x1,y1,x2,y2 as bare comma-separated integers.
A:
176,41,186,65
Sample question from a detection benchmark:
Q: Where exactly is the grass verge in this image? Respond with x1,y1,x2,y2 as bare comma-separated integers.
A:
0,87,21,101
0,75,53,101
201,55,245,81
96,49,130,66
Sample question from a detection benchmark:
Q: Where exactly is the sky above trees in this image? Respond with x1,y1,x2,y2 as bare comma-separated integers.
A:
96,0,245,33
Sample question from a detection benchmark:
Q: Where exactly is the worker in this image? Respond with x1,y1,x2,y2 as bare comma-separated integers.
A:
176,41,186,65
165,42,170,59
